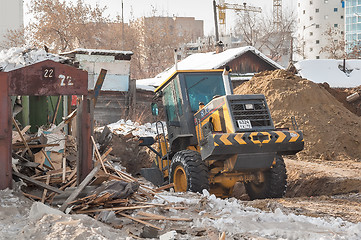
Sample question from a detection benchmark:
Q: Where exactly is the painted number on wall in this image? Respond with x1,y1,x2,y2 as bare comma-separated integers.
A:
42,67,55,80
59,74,74,86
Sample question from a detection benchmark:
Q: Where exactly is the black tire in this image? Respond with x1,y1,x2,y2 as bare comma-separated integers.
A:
170,150,209,193
245,155,287,200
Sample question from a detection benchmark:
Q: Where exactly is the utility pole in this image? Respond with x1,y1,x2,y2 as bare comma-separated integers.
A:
121,0,125,50
213,0,219,42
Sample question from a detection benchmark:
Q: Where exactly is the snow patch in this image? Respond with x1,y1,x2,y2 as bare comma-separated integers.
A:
96,119,167,138
296,59,361,88
0,47,66,72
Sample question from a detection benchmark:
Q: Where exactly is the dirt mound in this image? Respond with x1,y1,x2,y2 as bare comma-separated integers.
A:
321,83,361,116
234,69,361,161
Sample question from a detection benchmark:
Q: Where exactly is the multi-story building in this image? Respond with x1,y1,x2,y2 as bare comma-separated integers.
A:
345,0,361,55
0,0,23,48
296,0,345,59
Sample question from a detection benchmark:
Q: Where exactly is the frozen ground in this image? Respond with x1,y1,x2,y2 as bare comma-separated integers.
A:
1,184,360,240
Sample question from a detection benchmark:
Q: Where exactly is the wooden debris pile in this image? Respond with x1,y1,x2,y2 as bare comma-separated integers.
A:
11,116,192,234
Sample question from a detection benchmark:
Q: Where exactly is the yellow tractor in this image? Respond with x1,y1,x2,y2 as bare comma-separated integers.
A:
140,68,304,199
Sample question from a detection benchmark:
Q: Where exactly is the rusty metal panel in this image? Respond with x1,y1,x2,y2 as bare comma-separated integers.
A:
8,60,88,96
0,73,12,190
77,98,93,183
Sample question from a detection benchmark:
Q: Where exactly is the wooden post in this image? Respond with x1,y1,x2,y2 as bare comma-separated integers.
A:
77,97,93,184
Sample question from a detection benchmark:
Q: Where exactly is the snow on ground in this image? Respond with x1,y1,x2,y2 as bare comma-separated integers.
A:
0,47,66,72
155,190,361,239
295,59,361,88
1,186,361,239
96,119,167,138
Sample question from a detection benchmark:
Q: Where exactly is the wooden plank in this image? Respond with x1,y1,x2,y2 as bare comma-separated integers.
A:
67,167,77,181
101,147,113,160
59,161,105,212
76,205,155,214
155,183,174,192
41,175,51,203
91,136,108,174
41,150,55,170
62,157,66,183
52,95,62,124
12,143,60,149
118,212,161,230
50,109,77,134
12,125,31,144
12,117,34,159
13,171,64,194
22,192,42,200
137,211,192,221
92,69,107,106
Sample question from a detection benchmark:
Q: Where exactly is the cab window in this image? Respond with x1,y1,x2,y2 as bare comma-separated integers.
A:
185,73,226,112
163,83,177,122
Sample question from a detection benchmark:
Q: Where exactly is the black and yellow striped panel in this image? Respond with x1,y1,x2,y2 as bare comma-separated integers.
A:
213,131,304,147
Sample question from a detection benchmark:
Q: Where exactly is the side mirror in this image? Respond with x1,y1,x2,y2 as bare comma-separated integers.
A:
151,103,159,116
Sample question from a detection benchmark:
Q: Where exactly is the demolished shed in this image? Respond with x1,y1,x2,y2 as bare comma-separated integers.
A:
0,60,92,190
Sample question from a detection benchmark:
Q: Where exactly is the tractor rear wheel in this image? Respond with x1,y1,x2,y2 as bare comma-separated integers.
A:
245,155,287,200
170,150,209,193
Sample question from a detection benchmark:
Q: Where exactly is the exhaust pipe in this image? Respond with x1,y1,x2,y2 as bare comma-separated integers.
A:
222,66,232,95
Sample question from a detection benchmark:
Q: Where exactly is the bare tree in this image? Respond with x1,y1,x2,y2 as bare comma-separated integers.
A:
130,13,193,79
234,11,265,48
234,9,295,63
26,0,109,52
3,1,195,80
320,26,346,59
0,28,26,48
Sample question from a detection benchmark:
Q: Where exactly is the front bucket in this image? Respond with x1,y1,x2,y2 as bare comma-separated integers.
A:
140,167,164,187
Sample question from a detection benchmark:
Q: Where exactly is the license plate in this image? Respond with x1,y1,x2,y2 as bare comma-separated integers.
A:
237,120,252,129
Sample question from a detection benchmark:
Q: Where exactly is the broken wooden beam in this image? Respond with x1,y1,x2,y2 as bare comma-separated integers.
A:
12,117,34,160
59,162,104,212
13,171,64,194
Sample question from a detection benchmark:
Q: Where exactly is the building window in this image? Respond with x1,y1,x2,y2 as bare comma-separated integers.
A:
310,16,313,20
310,32,313,36
298,3,300,7
303,10,306,14
316,40,320,44
334,8,338,12
298,18,300,23
341,15,344,19
334,23,338,27
325,15,329,20
316,56,320,59
310,48,313,52
316,24,320,28
310,1,313,4
341,31,344,34
316,8,319,13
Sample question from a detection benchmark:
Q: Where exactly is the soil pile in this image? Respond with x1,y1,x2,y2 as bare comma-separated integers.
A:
234,69,361,161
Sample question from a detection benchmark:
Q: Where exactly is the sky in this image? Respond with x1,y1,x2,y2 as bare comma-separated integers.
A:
24,0,296,36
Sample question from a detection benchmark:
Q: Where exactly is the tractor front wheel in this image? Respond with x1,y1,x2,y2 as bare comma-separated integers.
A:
170,150,209,193
245,155,287,200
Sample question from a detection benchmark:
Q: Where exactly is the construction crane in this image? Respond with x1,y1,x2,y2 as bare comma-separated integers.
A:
213,0,262,41
273,0,282,30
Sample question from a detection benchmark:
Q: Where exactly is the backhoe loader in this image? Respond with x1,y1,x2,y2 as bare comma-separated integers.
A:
140,67,304,199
